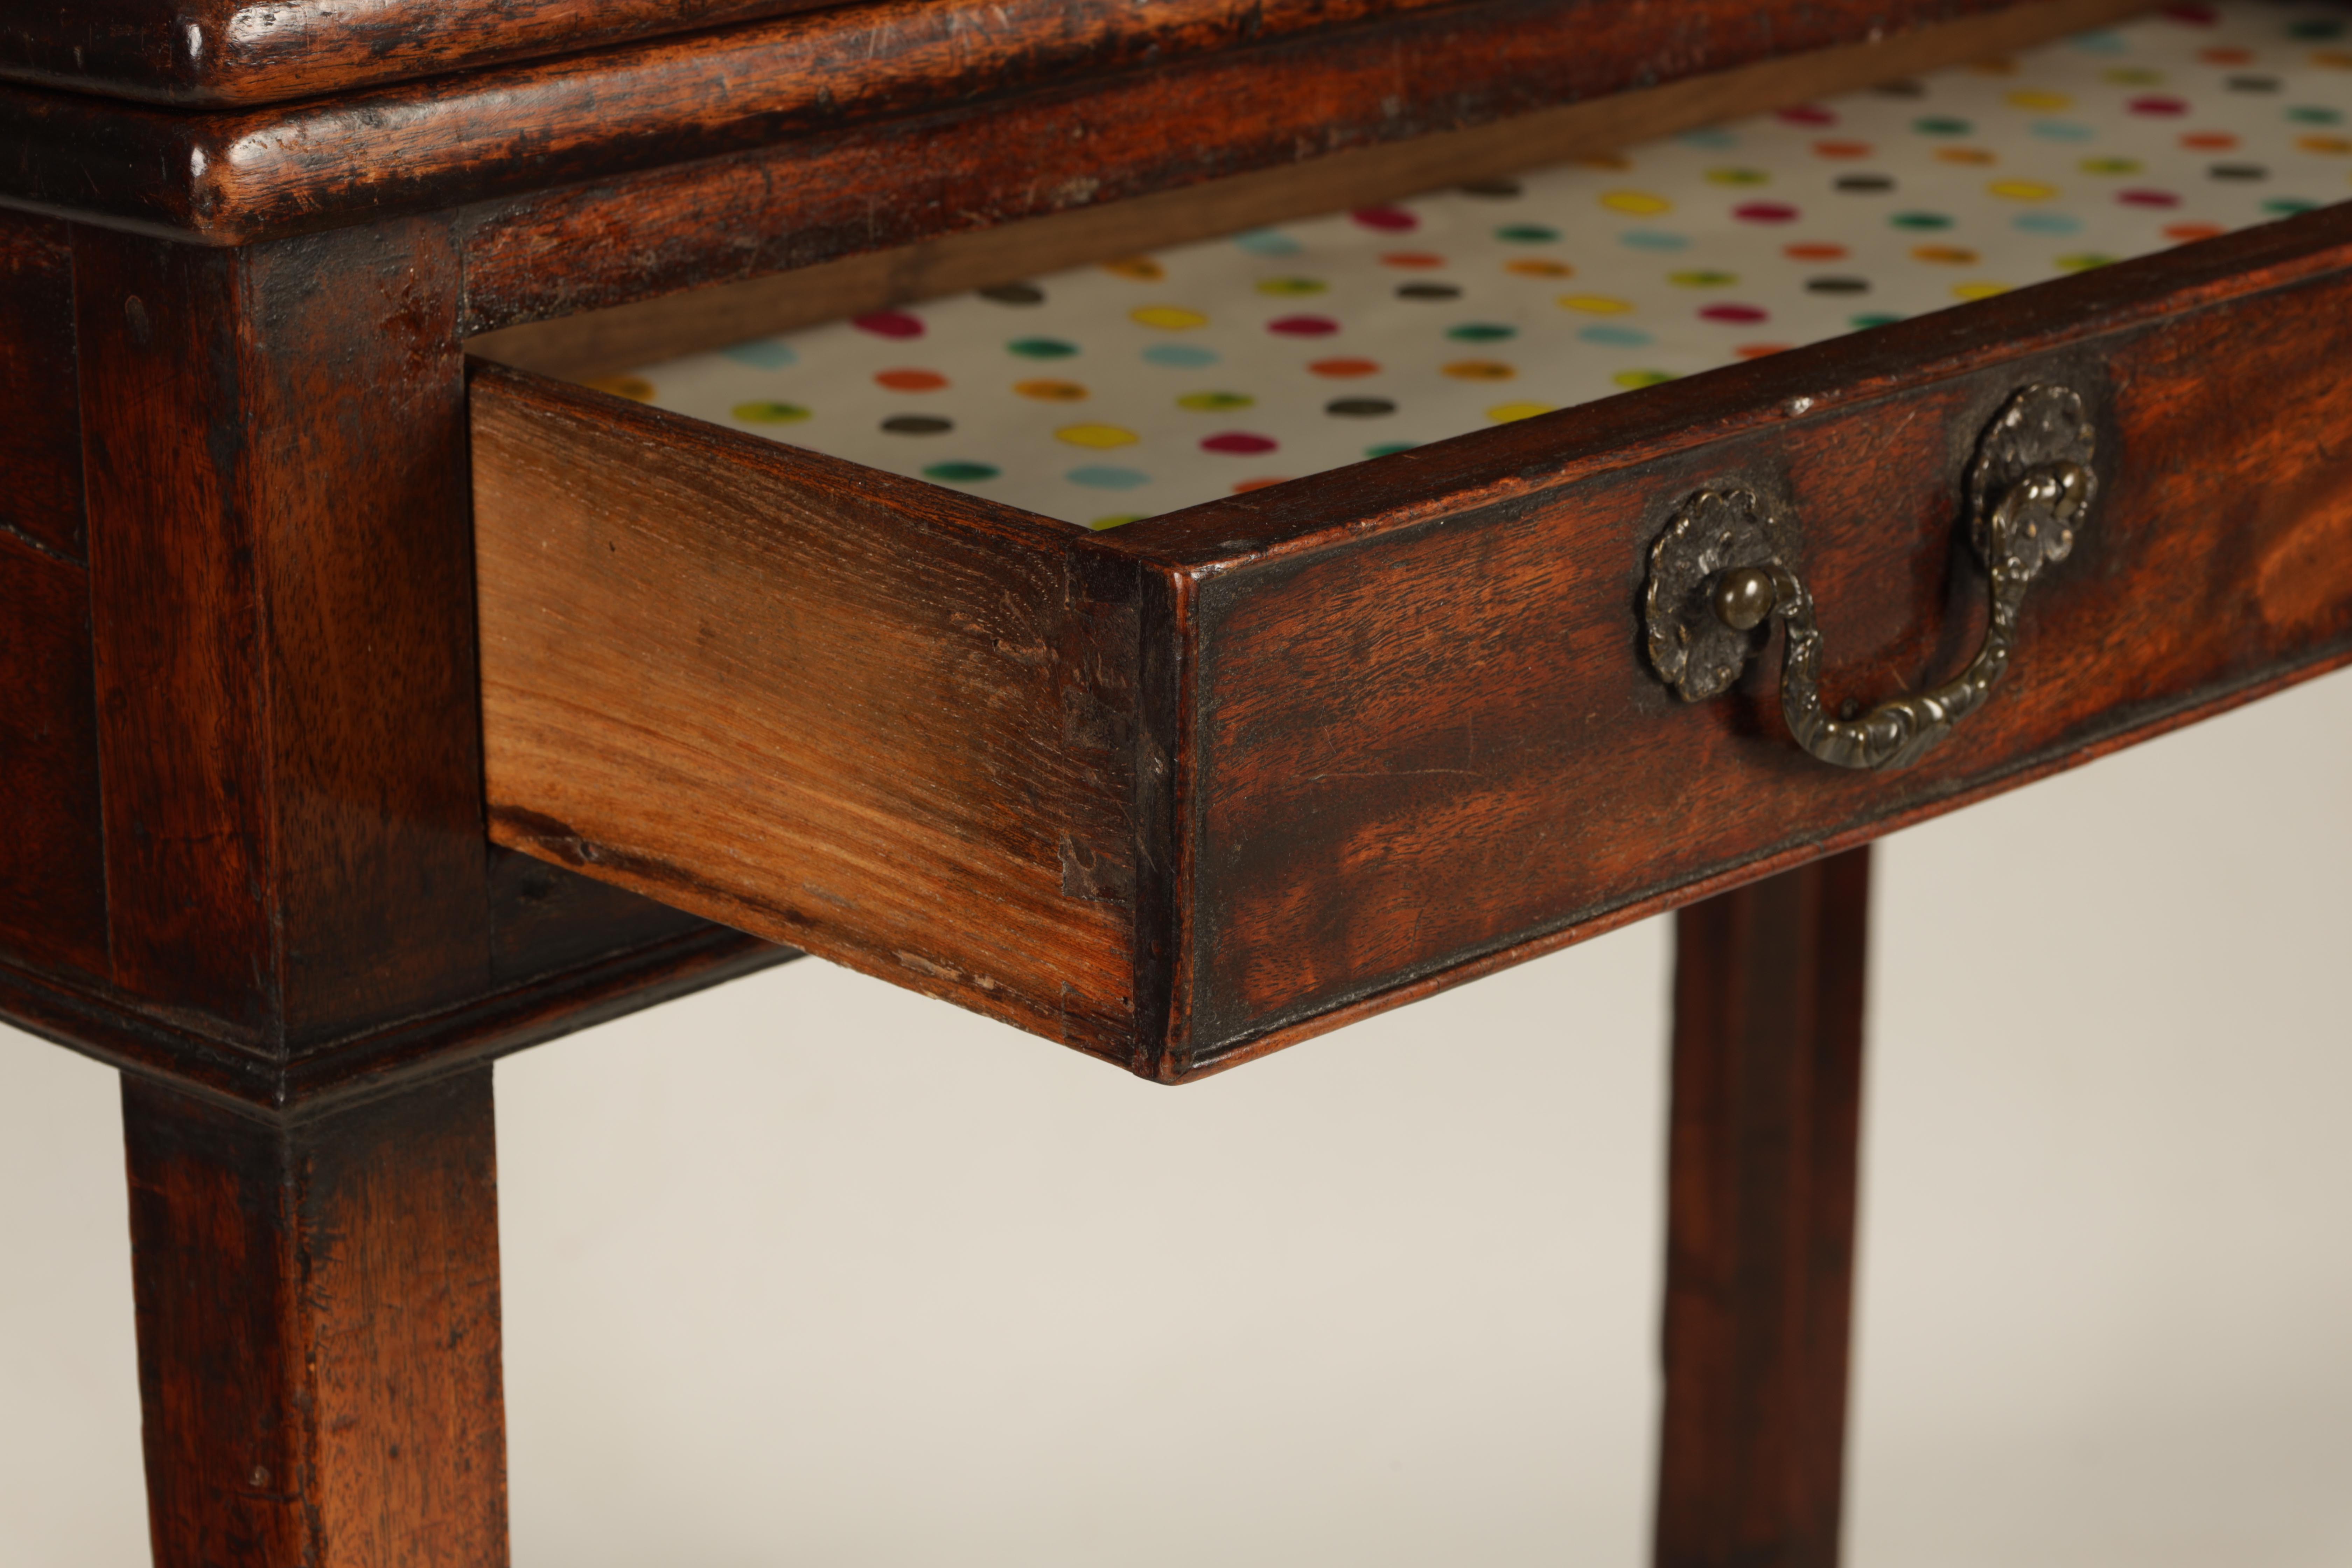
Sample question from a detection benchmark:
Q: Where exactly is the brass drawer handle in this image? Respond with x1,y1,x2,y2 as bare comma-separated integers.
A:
1644,384,2097,772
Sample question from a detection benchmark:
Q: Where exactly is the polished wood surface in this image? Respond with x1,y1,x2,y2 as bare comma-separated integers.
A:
1657,849,1870,1568
0,0,2039,246
0,0,833,105
469,0,2150,383
475,200,2352,1080
124,1070,508,1567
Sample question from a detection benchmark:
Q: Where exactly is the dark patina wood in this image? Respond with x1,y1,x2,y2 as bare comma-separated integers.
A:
124,1069,509,1567
0,0,2061,247
1657,849,1871,1568
474,200,2352,1081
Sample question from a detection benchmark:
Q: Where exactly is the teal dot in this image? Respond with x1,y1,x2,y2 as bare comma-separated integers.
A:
1892,211,1955,230
2288,18,2344,39
1620,229,1691,251
2263,197,2319,215
2069,28,2127,53
1234,229,1303,255
720,339,797,369
1009,337,1078,359
2288,105,2345,125
1447,322,1518,341
924,461,1000,482
1850,312,1904,328
2014,210,2081,234
1066,465,1150,490
1913,116,1973,136
1496,224,1562,243
1579,324,1653,346
1365,441,1420,457
1142,343,1219,368
1678,127,1739,148
2030,119,2095,141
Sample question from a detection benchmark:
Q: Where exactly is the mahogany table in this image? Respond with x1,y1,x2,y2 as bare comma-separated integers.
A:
2,0,2347,1562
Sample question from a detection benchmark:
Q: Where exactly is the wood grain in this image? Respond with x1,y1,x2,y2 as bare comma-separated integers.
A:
1657,850,1870,1568
0,0,834,106
471,365,1143,1064
469,0,2152,380
0,212,84,559
0,0,2051,247
0,531,106,980
124,1069,508,1568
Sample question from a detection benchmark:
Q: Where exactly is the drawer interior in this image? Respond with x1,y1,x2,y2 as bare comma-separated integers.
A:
481,0,2350,531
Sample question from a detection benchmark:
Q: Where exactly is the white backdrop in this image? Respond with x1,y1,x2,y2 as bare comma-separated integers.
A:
5,666,2348,1567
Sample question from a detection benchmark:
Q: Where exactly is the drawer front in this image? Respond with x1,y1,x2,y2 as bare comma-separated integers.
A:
474,206,2352,1081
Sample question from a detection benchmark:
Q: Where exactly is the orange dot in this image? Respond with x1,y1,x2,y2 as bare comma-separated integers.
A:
2181,130,2239,150
1380,251,1447,268
1231,477,1291,493
1813,139,1872,158
1309,357,1382,377
1912,245,1979,264
1784,242,1849,261
1505,258,1575,277
586,374,655,402
874,368,947,392
2163,222,2226,242
1735,343,1793,359
1014,378,1087,401
1935,147,1998,166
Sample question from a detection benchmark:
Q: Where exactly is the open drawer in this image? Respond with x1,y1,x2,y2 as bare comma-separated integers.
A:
471,2,2352,1079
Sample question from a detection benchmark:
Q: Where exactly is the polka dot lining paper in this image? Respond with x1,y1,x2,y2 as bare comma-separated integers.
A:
604,1,2352,530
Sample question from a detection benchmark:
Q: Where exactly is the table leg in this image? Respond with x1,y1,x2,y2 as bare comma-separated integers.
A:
1653,847,1871,1568
121,1069,510,1568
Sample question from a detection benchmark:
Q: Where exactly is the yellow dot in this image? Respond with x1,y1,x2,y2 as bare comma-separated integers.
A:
1988,180,2058,201
1254,277,1327,295
1103,258,1165,281
1952,282,2010,301
2004,88,2071,110
1056,424,1140,448
1088,514,1143,530
1014,379,1087,400
1443,360,1516,380
1601,190,1672,215
1486,401,1556,422
1706,168,1769,186
2055,253,2114,272
588,375,655,402
1612,369,1678,388
2316,49,2352,69
1130,306,1208,330
1556,294,1634,314
2301,134,2352,154
1935,147,1997,166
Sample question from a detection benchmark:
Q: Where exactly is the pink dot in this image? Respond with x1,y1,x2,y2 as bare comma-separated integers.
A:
1267,314,1339,336
1778,105,1837,126
1351,205,1419,232
2118,187,2182,208
1700,303,1769,323
1201,432,1279,454
2161,2,2217,22
852,310,925,338
2129,95,2189,115
1734,201,1801,224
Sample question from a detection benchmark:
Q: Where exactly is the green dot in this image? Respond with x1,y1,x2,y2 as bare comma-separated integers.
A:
1176,391,1255,410
1446,322,1518,341
1849,312,1904,328
1255,276,1328,295
2055,252,2115,271
2263,197,2319,214
2288,105,2345,124
1496,224,1562,243
1706,167,1770,186
731,401,809,423
1913,116,1973,135
1008,337,1078,358
1891,211,1955,230
1614,369,1678,388
2289,18,2344,39
1668,269,1739,287
923,461,1001,482
2079,157,2142,175
1365,442,1419,457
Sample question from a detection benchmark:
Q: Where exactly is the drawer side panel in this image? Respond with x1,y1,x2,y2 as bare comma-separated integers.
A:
471,367,1142,1060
